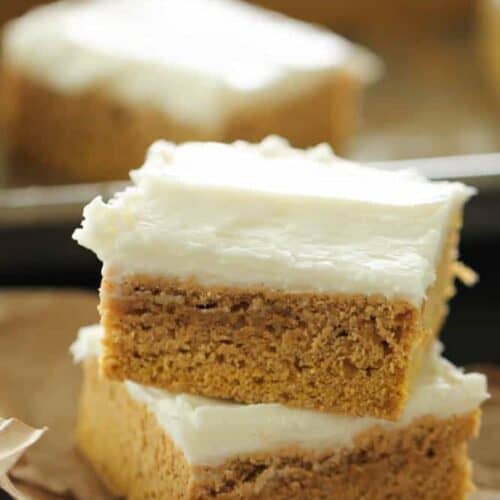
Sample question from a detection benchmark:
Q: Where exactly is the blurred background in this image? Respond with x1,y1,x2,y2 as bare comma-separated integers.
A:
0,0,499,366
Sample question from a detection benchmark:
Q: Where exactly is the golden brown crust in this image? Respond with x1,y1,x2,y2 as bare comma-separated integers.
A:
1,66,360,183
77,358,480,500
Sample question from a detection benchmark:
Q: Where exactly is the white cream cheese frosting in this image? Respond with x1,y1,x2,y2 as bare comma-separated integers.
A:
71,325,488,466
2,0,381,131
73,137,474,305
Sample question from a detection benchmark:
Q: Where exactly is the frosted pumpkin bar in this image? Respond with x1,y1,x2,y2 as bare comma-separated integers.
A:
1,0,380,182
71,325,487,500
73,136,474,420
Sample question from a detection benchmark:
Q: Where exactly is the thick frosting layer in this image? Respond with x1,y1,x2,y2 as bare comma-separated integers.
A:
71,325,488,466
73,137,474,305
3,0,380,130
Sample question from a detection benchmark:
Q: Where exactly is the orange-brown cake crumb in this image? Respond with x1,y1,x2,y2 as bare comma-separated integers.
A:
101,277,422,420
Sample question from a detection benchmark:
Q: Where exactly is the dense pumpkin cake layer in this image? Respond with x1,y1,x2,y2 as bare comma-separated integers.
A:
72,326,487,500
74,137,473,418
1,0,379,182
98,257,449,420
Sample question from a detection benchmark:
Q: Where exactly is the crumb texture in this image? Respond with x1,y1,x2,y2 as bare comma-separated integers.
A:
101,275,421,420
77,358,479,500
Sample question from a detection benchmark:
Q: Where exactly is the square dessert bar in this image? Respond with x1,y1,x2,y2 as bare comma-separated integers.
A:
72,325,487,500
1,0,380,182
74,137,474,420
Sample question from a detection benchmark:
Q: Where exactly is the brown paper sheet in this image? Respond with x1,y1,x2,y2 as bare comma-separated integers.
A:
0,290,498,499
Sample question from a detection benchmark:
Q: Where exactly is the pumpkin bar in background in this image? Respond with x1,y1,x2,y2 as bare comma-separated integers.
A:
246,0,473,41
73,136,474,420
71,325,488,500
1,0,380,183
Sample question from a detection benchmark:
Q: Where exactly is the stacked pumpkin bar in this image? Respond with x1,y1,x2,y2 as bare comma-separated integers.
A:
72,136,488,499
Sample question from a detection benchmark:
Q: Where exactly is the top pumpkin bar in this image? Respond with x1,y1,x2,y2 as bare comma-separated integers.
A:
74,136,474,420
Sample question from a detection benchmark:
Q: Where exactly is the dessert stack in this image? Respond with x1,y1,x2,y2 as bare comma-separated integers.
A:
71,137,488,499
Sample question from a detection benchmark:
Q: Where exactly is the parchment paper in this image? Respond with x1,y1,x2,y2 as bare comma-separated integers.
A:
0,290,498,499
0,418,45,499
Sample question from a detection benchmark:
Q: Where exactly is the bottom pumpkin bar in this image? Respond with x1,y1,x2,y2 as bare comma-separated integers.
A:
71,325,487,500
